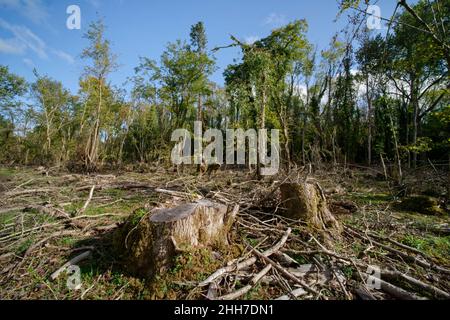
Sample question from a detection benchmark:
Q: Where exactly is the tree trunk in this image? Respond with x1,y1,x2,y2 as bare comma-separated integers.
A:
257,78,267,179
85,78,103,171
114,200,238,279
411,77,419,169
197,94,203,125
366,76,372,166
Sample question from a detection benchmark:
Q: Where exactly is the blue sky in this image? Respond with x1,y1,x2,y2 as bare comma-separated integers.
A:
0,0,400,94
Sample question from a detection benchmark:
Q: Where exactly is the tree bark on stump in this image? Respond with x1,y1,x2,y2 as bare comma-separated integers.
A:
114,200,238,279
280,182,342,242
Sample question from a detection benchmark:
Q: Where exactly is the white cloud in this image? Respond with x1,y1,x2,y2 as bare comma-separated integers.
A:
264,13,287,27
0,18,75,65
0,0,49,25
0,37,25,54
52,49,75,65
244,36,260,45
22,57,34,68
0,18,47,58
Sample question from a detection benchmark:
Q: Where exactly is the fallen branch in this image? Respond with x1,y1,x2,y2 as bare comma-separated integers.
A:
345,227,450,274
381,270,450,300
155,188,199,199
216,264,272,300
275,287,308,300
24,204,70,219
77,185,95,215
251,247,319,296
50,250,92,281
199,228,292,287
378,278,427,300
4,188,55,198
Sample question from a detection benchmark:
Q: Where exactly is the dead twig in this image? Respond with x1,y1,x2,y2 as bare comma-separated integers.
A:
77,185,95,215
216,265,272,300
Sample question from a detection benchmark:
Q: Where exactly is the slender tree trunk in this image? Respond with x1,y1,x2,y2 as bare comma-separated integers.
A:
86,78,103,171
257,79,266,179
406,102,411,169
388,111,403,185
197,94,203,125
283,120,291,170
366,76,372,166
302,83,309,166
411,77,419,169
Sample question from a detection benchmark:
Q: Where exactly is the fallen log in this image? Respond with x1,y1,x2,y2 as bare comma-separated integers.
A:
378,278,427,300
381,270,450,300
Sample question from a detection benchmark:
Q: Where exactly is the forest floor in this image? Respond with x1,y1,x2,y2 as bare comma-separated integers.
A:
0,164,449,300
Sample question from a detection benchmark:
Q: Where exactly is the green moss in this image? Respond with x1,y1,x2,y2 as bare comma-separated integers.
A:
149,245,242,299
130,208,148,226
397,196,445,215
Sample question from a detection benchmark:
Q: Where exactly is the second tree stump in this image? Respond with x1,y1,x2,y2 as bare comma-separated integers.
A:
280,182,342,241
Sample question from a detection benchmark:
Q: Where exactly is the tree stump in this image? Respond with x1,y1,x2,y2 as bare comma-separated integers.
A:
280,182,342,242
114,200,238,279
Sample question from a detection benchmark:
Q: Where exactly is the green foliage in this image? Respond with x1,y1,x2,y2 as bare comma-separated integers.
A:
402,137,433,154
0,65,27,115
0,2,448,170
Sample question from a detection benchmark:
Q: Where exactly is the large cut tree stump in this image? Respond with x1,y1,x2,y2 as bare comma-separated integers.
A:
280,182,342,242
114,200,238,279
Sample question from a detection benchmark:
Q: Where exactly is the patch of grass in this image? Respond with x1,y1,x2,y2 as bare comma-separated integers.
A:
400,234,450,262
351,242,365,256
243,236,259,247
292,254,308,265
16,238,34,255
342,265,354,278
244,284,272,300
63,203,108,216
84,206,107,216
401,234,428,251
0,167,15,177
57,236,76,247
104,188,125,198
348,192,393,205
0,211,19,226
